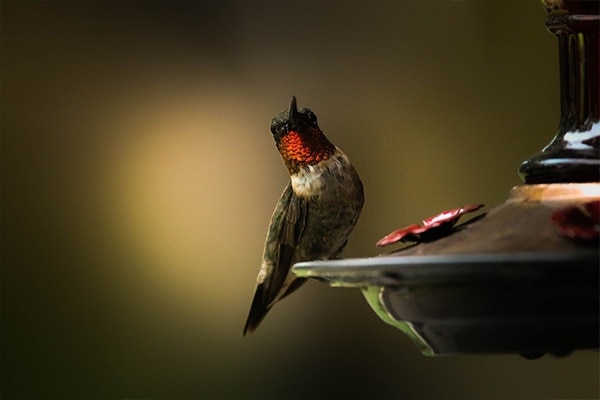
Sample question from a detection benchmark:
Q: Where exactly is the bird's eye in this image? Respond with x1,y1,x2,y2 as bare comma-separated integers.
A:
271,121,282,135
270,120,289,137
307,112,317,126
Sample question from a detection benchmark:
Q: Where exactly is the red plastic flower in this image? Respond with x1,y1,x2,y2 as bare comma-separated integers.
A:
376,204,484,247
550,200,600,241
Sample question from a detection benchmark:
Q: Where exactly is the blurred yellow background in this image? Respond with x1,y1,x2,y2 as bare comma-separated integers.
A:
2,1,598,398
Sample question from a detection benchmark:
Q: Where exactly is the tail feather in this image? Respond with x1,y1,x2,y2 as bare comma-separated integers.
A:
242,277,308,335
242,284,270,336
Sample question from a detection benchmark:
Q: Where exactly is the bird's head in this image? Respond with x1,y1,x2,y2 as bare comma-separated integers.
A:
270,96,335,173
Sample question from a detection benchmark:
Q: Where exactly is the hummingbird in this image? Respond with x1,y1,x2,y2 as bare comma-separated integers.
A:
243,96,364,335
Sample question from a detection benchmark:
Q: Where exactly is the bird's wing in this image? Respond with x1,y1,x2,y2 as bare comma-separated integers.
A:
243,183,308,335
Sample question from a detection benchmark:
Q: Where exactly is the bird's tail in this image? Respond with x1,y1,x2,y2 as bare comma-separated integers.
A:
243,277,307,336
242,285,271,336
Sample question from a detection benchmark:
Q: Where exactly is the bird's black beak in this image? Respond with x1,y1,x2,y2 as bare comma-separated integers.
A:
288,96,298,125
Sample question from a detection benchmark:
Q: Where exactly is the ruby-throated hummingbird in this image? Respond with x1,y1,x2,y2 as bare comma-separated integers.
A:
243,96,364,335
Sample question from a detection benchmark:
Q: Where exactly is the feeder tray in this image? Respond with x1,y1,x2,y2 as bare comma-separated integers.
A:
293,184,599,357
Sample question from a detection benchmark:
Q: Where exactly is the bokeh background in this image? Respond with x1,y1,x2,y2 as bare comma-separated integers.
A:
2,1,598,398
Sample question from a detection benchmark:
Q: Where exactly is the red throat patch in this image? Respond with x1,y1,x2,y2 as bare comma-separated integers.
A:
278,128,335,170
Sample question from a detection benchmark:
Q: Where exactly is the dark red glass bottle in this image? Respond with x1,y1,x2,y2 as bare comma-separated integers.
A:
519,0,599,183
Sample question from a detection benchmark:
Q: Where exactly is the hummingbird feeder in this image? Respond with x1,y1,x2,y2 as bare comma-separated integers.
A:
292,0,599,358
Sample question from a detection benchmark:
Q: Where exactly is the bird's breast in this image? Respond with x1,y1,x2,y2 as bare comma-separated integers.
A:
290,148,358,200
